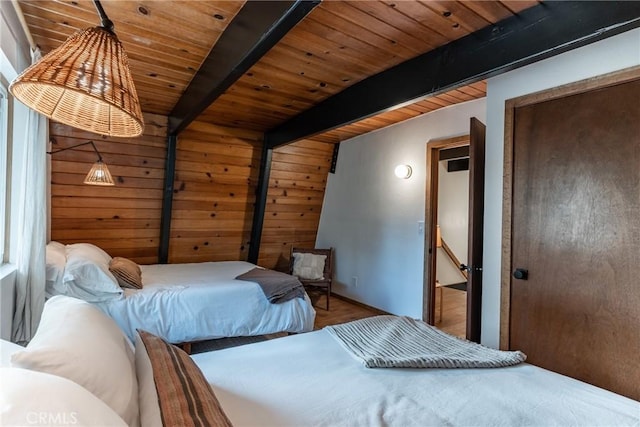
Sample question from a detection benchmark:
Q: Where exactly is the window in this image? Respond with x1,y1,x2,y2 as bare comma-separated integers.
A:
0,82,8,263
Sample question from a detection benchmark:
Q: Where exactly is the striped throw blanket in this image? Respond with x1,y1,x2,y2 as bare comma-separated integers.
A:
325,315,526,368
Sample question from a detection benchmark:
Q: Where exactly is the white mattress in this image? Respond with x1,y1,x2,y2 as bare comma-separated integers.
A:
96,261,315,343
192,329,640,427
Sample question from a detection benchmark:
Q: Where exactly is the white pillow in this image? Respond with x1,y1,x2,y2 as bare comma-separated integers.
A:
0,367,127,427
45,241,67,297
0,339,24,367
135,333,162,427
11,296,139,427
292,252,327,280
63,243,123,302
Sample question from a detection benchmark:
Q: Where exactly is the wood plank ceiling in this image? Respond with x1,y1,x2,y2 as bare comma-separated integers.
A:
18,0,539,142
19,0,246,115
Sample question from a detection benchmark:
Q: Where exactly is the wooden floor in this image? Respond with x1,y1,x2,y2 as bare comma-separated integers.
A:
312,291,467,338
313,294,385,330
435,287,467,338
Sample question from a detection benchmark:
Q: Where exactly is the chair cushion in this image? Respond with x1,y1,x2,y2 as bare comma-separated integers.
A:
292,252,327,280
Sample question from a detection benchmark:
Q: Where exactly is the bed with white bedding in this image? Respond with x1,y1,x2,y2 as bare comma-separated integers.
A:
45,242,315,344
97,261,315,343
4,298,639,427
192,325,640,426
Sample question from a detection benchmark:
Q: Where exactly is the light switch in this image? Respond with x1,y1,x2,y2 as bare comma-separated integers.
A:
417,221,424,235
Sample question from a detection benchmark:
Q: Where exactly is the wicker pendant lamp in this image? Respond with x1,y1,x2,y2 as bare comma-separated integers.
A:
10,0,143,137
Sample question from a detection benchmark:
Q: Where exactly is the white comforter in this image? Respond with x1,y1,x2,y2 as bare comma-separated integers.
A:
96,261,315,343
192,329,640,427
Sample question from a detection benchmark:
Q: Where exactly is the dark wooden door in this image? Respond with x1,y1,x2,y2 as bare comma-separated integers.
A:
467,117,486,342
466,118,485,343
510,79,640,400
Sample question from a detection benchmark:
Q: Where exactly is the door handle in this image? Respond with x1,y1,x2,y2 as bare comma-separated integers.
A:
460,264,482,273
513,268,528,280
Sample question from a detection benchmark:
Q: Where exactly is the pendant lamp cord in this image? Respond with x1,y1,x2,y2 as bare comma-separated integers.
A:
93,0,114,33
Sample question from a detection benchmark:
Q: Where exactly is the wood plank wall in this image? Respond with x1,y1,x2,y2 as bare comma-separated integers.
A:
169,121,262,263
50,113,168,264
50,116,333,268
258,139,334,271
171,120,334,269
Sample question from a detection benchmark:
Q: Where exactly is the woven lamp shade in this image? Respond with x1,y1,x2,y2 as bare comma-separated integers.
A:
10,26,144,137
84,160,115,186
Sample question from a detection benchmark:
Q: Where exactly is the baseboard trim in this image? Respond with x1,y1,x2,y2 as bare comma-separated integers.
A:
330,293,390,316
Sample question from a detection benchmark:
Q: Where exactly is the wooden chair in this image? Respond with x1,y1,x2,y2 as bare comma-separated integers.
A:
289,247,333,310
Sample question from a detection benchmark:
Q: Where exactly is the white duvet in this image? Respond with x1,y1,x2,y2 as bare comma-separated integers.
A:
95,261,315,343
193,329,640,427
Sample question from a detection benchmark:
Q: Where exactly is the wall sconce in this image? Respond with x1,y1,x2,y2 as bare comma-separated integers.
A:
9,0,143,137
48,140,115,186
394,164,412,179
436,225,442,248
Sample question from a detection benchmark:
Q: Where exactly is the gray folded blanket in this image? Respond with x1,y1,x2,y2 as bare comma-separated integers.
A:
235,267,305,304
325,315,526,368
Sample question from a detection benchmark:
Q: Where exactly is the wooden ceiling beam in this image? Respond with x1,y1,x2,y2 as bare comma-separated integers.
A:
266,1,640,147
167,0,320,136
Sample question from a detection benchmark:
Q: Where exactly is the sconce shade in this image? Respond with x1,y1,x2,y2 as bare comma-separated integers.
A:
394,164,412,179
49,139,115,186
84,160,115,186
10,26,143,138
436,225,442,248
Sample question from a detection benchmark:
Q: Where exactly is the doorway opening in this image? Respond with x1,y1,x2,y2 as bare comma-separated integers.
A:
424,136,469,338
435,146,470,337
423,118,485,343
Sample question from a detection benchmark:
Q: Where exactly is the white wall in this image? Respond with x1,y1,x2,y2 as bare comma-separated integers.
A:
316,99,486,318
318,27,640,347
481,27,640,348
436,160,468,286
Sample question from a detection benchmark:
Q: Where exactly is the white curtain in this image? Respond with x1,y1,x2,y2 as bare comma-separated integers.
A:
12,48,47,344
